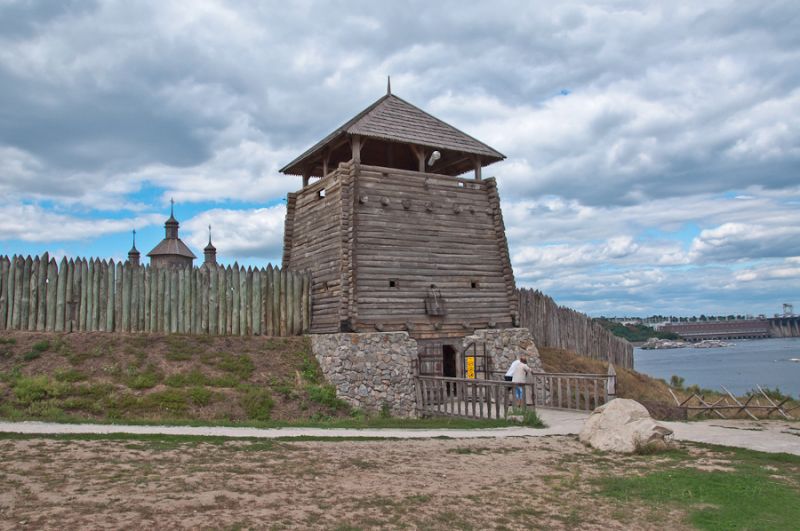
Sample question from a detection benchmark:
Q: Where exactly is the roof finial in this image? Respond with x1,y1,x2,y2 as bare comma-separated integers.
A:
170,197,175,217
387,75,391,95
132,228,137,248
208,224,212,245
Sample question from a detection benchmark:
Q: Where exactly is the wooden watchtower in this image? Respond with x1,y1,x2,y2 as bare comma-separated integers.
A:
281,85,518,375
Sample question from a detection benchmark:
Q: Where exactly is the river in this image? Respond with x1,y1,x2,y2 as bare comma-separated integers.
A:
634,337,800,398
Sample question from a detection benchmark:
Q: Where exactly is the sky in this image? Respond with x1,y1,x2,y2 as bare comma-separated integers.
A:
1,0,798,318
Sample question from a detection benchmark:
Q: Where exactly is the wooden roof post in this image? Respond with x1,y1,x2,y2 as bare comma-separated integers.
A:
302,170,310,188
322,149,330,178
351,135,361,164
411,145,424,172
474,156,482,181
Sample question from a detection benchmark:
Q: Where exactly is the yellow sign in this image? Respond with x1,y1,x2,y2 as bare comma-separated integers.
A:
466,356,475,379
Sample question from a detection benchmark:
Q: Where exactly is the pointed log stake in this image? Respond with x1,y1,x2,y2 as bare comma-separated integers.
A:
36,252,48,331
721,385,759,421
757,384,793,420
65,259,75,332
7,257,16,330
206,265,216,334
20,256,31,330
0,256,9,331
28,256,39,331
45,259,57,331
55,257,67,332
264,265,273,336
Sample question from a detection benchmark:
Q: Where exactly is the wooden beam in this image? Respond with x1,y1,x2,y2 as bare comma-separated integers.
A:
409,145,424,172
302,170,310,188
474,156,482,181
322,149,330,177
351,135,362,164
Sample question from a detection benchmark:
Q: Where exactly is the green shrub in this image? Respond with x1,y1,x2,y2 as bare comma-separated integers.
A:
165,369,238,388
140,389,189,414
669,375,685,389
22,350,41,361
300,355,320,383
0,337,17,345
31,340,51,353
508,407,544,427
123,364,162,390
54,368,86,383
13,376,66,404
240,387,274,421
188,387,214,407
165,337,195,361
307,384,349,411
217,353,254,379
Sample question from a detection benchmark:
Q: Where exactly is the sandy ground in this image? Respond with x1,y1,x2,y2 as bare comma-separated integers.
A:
0,435,692,530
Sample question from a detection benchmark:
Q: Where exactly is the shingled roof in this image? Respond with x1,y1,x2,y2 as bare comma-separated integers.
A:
147,238,196,259
280,93,505,176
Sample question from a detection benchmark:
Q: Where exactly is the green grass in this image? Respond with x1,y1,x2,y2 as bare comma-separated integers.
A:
507,407,544,427
239,387,274,421
597,445,800,530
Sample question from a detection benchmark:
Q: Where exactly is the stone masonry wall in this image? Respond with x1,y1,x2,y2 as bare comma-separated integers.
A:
462,328,544,375
311,332,418,418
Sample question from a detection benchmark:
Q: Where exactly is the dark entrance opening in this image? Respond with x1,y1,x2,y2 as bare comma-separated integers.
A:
443,345,457,396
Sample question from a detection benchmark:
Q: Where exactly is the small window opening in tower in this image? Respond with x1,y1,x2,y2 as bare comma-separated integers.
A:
471,280,479,289
317,188,326,199
389,279,398,288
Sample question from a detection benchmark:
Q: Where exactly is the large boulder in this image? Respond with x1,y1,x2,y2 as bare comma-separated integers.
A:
579,398,673,453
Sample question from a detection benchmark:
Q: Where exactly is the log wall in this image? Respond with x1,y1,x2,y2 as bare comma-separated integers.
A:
282,162,518,339
283,163,352,333
354,166,516,339
517,288,633,369
0,254,310,336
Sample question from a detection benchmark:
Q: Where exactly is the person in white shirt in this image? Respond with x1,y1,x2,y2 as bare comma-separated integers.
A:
504,358,520,382
511,356,533,408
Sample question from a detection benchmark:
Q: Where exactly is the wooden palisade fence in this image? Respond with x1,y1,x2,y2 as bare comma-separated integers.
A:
517,288,634,369
0,254,310,336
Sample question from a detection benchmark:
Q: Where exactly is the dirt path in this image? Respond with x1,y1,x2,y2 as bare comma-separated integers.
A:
0,434,696,530
0,409,797,455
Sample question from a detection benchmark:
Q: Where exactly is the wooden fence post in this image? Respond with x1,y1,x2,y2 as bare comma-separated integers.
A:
28,256,39,331
55,257,67,332
206,266,215,334
279,267,287,337
252,268,261,335
36,252,48,331
265,265,274,336
0,256,9,330
20,256,31,330
12,256,23,329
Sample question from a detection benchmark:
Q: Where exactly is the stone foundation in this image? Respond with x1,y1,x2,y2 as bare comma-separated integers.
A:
462,328,544,375
311,332,418,418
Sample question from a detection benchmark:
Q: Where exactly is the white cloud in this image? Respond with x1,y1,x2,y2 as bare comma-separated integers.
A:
0,203,162,242
182,205,286,263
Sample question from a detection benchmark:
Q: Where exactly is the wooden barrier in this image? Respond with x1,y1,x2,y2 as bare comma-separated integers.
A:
415,372,613,418
0,254,310,336
517,288,634,369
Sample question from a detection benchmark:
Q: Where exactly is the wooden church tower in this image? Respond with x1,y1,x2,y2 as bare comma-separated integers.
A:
281,84,519,363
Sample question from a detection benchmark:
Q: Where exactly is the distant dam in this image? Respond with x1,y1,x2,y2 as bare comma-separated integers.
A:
662,317,800,341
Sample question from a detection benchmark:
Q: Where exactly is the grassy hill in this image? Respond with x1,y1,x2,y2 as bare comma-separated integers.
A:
0,332,350,424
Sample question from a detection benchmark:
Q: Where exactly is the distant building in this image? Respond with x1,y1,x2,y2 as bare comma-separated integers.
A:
128,229,140,267
147,200,196,269
203,225,217,266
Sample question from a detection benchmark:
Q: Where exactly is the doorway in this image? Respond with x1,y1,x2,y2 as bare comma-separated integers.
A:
443,345,457,396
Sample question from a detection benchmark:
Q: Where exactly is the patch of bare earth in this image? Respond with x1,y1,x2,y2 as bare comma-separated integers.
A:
0,435,692,530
